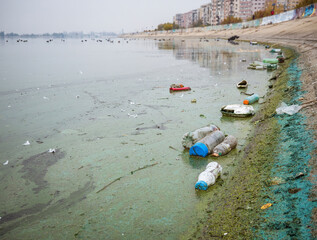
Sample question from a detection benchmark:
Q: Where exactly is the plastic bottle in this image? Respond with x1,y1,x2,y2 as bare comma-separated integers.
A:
212,135,237,157
195,162,222,190
182,124,220,149
263,58,279,64
189,131,225,157
243,94,259,105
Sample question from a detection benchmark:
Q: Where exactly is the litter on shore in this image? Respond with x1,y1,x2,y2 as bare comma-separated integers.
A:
189,130,225,157
261,203,273,210
189,130,238,158
276,102,301,115
195,162,222,190
212,135,238,157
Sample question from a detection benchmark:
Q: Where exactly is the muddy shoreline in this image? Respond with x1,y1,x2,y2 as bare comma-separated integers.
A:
124,17,317,238
180,46,316,239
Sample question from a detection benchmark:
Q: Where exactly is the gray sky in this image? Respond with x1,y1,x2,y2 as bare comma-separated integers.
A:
0,0,209,34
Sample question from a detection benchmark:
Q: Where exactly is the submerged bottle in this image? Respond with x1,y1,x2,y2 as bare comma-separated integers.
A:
189,131,225,157
212,135,237,157
195,162,222,190
243,94,259,105
182,124,220,149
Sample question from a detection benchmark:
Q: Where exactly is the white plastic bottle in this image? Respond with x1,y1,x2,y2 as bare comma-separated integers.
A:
195,162,222,190
189,131,225,157
182,124,220,149
212,135,238,157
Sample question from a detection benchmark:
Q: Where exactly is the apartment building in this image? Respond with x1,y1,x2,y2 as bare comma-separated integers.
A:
211,0,225,25
173,0,276,28
239,0,253,20
252,0,267,13
173,13,184,28
200,3,212,25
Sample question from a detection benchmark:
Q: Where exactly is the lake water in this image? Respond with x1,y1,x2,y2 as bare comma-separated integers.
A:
0,38,273,239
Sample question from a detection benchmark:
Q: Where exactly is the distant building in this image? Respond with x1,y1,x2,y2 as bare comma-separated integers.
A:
172,0,280,29
239,0,253,20
252,0,267,14
211,0,225,25
200,3,212,25
174,13,184,28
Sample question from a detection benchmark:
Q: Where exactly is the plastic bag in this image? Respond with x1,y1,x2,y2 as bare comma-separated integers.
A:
276,102,301,115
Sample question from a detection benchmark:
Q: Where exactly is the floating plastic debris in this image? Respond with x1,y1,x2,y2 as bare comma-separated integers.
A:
3,160,9,165
76,95,80,99
48,148,56,153
221,104,255,117
23,141,30,146
212,135,238,157
8,105,11,108
243,94,259,105
180,94,184,98
190,131,225,157
182,124,220,149
79,71,83,75
43,96,49,100
128,113,138,118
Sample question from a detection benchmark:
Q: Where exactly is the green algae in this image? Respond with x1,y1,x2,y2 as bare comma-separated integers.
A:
182,47,310,239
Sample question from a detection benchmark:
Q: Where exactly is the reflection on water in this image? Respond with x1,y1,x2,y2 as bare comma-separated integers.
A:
157,39,263,72
0,38,273,239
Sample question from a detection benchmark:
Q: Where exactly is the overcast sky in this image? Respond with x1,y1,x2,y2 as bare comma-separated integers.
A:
0,0,209,34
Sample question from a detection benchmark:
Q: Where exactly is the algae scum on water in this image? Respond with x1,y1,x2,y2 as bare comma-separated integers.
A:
1,39,315,239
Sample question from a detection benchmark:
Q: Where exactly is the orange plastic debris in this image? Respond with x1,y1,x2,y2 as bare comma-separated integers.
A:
261,203,273,210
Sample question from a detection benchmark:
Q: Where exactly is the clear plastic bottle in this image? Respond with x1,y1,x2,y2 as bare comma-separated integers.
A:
195,162,222,190
189,131,225,157
182,124,220,149
212,135,237,157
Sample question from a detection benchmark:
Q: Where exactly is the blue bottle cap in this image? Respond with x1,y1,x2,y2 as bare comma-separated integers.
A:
195,181,208,190
189,142,209,157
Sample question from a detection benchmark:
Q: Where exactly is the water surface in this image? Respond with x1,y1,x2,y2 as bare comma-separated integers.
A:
0,38,274,239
